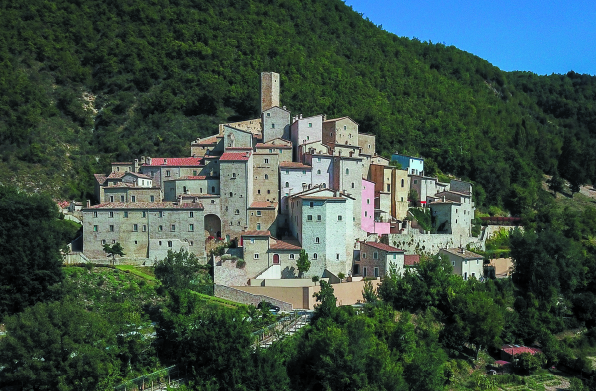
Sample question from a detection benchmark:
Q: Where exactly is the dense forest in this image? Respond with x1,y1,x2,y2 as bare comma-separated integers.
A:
1,0,595,212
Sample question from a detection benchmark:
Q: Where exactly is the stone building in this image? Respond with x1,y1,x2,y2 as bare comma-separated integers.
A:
439,248,484,280
279,162,313,213
260,71,280,113
355,241,405,278
254,138,293,162
252,150,280,203
219,150,253,240
322,117,359,149
163,176,220,201
82,201,205,262
358,133,376,157
139,157,204,189
262,106,291,142
103,185,162,204
247,201,278,237
290,114,324,160
190,135,222,158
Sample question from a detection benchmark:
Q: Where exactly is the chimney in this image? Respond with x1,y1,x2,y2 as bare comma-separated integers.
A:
323,114,327,121
147,157,152,165
299,114,303,119
134,159,139,172
86,200,91,208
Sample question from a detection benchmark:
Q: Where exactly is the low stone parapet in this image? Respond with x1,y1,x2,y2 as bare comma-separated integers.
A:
214,284,293,311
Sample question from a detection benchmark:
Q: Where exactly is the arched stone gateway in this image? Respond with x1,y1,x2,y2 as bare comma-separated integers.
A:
204,214,221,238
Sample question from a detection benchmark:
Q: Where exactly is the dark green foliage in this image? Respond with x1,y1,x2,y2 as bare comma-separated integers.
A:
103,242,125,264
297,249,310,277
154,249,211,292
408,207,432,231
0,185,73,319
0,0,595,209
0,300,119,390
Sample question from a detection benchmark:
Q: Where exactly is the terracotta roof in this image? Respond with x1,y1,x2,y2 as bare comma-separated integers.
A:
241,230,271,237
440,248,483,259
107,172,126,179
360,241,404,253
94,174,107,185
165,175,207,181
255,142,292,149
226,147,253,150
270,239,302,250
501,345,542,356
279,162,311,169
404,254,420,266
84,202,204,210
249,201,277,209
124,172,151,179
219,151,251,161
143,157,203,166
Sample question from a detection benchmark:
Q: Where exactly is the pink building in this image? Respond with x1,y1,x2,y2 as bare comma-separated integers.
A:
361,179,390,234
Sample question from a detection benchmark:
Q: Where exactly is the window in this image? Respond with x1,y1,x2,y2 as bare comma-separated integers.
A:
142,211,146,218
257,189,261,195
93,211,98,218
212,186,215,193
401,179,405,187
131,196,136,202
346,168,349,174
93,225,98,232
308,122,312,127
150,195,155,202
101,239,106,245
343,125,347,130
267,190,271,194
363,267,367,277
159,211,163,218
235,209,240,215
309,201,314,208
166,170,170,177
168,241,172,248
109,196,114,202
264,174,269,179
264,159,269,164
393,254,397,259
109,225,114,232
313,253,318,259
256,211,261,216
452,260,455,266
336,253,340,260
257,223,261,230
315,237,320,243
285,182,289,187
109,211,114,218
413,180,418,184
302,170,306,175
133,224,138,231
171,224,176,231
266,112,270,117
374,251,379,259
289,254,295,260
476,260,479,265
159,241,162,246
363,253,367,259
229,192,233,197
189,224,194,232
121,195,125,202
317,169,321,174
271,123,275,129
365,211,368,217
351,182,355,188
254,253,260,259
374,267,379,278
338,215,342,221
317,215,321,221
159,225,163,231
307,215,313,221
124,211,128,218
142,225,147,232
232,173,236,178
330,132,333,137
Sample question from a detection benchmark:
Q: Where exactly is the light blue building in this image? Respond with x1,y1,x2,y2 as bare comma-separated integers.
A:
391,154,424,176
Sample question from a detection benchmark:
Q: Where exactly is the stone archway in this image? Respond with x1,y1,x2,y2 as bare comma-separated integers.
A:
204,214,221,238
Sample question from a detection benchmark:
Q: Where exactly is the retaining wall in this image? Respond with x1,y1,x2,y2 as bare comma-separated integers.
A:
214,284,293,311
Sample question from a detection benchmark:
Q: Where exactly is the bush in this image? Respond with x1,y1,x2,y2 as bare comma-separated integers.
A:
236,260,246,269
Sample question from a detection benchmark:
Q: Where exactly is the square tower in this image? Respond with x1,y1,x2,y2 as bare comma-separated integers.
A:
260,72,280,113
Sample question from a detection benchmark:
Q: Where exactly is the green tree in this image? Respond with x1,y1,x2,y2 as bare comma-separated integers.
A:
297,249,311,278
154,249,210,292
103,242,125,265
548,173,565,196
0,185,75,319
0,300,119,390
312,280,337,321
362,280,378,303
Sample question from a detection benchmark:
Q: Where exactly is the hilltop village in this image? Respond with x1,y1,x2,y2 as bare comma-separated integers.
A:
85,72,485,295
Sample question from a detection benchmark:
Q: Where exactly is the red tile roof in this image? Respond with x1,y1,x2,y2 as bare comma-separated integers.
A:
143,157,203,166
404,254,420,266
279,162,311,169
501,345,542,357
219,151,251,161
360,241,404,253
270,239,302,250
84,202,204,210
241,230,271,237
94,174,107,185
249,201,277,209
440,248,483,259
124,172,151,179
107,172,126,179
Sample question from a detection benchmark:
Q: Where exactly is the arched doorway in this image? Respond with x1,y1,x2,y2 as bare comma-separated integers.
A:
273,254,280,264
204,214,221,238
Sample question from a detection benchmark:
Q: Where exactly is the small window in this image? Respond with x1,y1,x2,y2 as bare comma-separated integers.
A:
265,174,269,179
232,173,236,178
133,224,138,232
336,253,340,260
256,211,261,216
142,225,147,232
166,170,170,177
317,169,321,174
343,125,347,130
452,260,455,266
171,224,176,231
264,159,269,164
258,189,261,194
159,211,163,218
317,215,321,221
315,237,320,243
313,253,318,259
150,195,155,202
267,190,271,194
109,225,114,232
285,182,289,187
159,241,162,246
363,253,367,259
235,209,240,215
120,195,125,202
254,253,260,259
346,168,349,175
307,215,313,221
124,211,128,218
93,211,98,218
168,241,172,248
142,211,146,218
351,182,355,189
308,122,312,127
109,211,114,218
374,267,379,278
401,179,405,187
101,239,106,245
365,211,368,217
266,112,270,117
338,215,342,221
373,252,378,259
131,196,136,202
159,225,163,231
289,254,295,260
256,223,261,230
109,196,114,202
250,238,255,244
271,123,275,129
93,225,98,232
189,224,194,232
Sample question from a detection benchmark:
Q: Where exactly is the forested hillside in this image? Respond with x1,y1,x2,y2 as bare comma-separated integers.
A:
1,0,595,211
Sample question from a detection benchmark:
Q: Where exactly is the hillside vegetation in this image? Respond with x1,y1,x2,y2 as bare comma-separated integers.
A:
1,0,595,213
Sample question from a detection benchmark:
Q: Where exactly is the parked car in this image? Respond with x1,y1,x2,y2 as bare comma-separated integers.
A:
257,301,280,313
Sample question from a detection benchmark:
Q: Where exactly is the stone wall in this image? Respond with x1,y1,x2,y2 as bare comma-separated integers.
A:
214,284,293,311
388,232,485,256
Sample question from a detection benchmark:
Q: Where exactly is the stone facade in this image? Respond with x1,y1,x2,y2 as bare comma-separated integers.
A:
103,186,162,204
439,248,484,280
279,162,313,213
358,133,376,157
262,106,291,142
252,152,280,203
356,241,405,278
163,177,220,201
260,72,280,113
248,202,278,236
290,114,324,160
82,202,205,261
219,152,253,240
322,117,359,149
